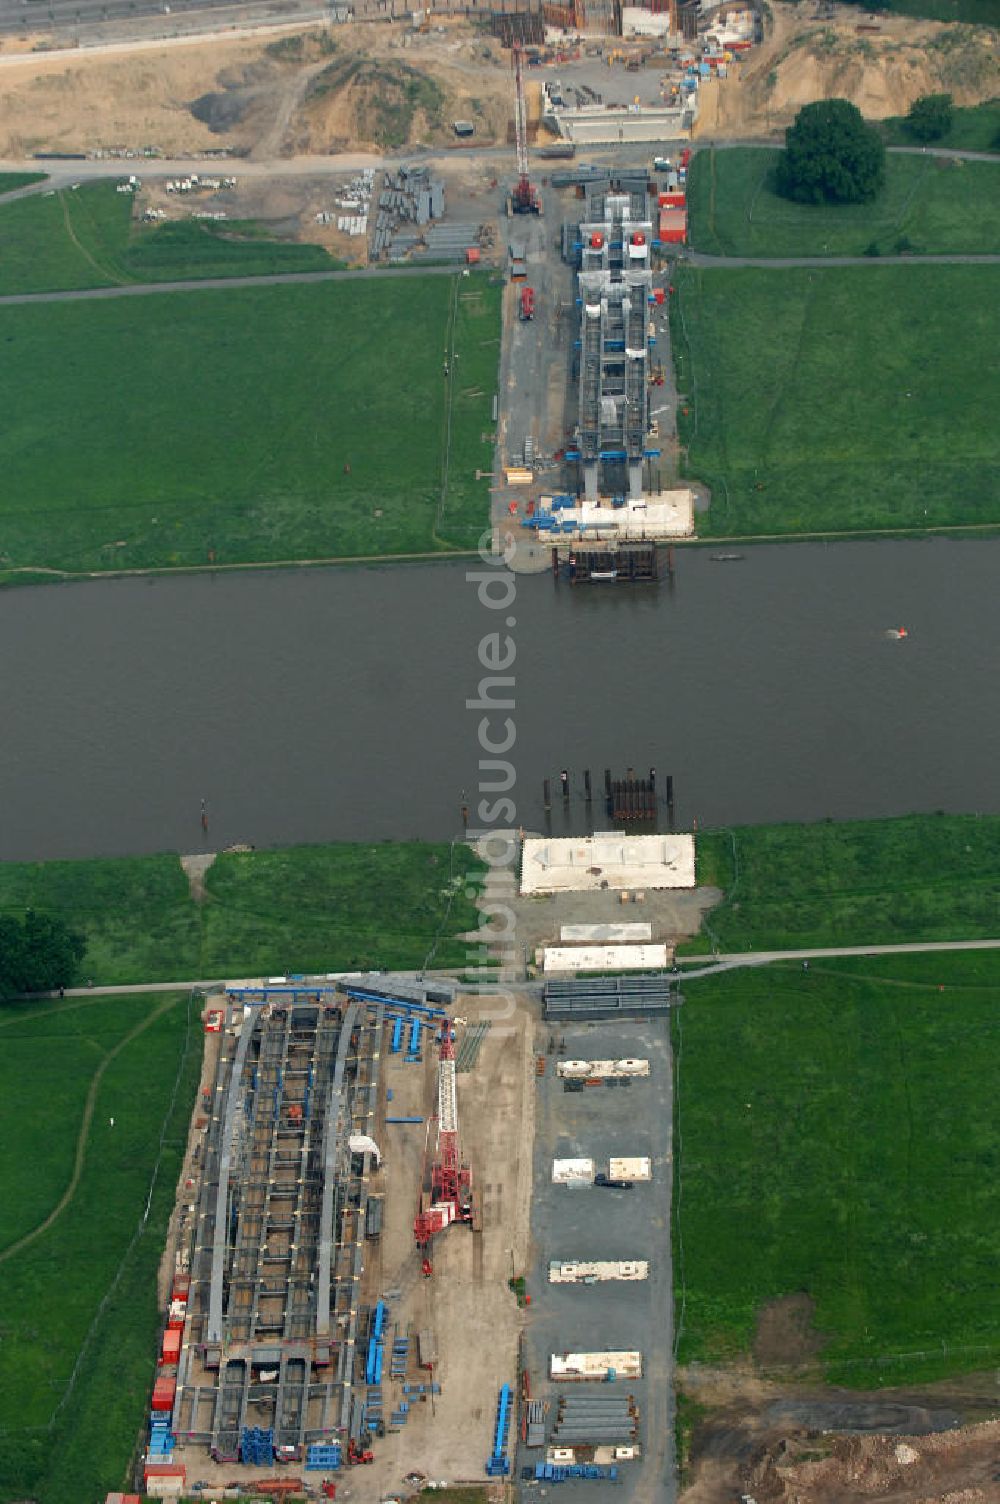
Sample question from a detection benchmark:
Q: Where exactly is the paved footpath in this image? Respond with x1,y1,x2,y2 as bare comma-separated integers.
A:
20,937,1000,999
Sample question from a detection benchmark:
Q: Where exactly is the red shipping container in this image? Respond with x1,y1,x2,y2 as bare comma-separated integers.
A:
465,246,481,265
659,208,687,244
160,1329,181,1364
660,191,686,208
167,1298,186,1331
172,1273,190,1296
143,1463,186,1482
151,1376,176,1410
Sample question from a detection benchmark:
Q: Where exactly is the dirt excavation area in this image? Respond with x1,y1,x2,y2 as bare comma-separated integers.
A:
0,21,516,158
696,0,1000,138
0,2,998,160
679,1362,1000,1504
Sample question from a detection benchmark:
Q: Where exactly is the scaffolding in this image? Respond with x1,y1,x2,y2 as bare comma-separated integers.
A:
572,185,653,499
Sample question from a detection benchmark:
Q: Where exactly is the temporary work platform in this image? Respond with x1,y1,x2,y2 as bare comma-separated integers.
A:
520,834,696,895
551,1351,643,1381
549,1260,649,1283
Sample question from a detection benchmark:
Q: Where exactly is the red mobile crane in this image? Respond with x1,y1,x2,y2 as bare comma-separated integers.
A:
413,1018,473,1275
509,42,541,216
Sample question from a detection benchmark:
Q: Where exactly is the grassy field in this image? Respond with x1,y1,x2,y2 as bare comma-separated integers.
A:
670,263,1000,535
0,841,485,984
0,272,500,573
687,147,1000,257
0,990,199,1504
881,98,1000,152
675,952,1000,1385
852,0,1000,21
682,813,1000,954
0,182,339,295
0,172,46,196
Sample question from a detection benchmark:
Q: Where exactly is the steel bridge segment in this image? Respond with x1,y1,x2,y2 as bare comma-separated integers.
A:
315,999,360,1337
207,1013,254,1345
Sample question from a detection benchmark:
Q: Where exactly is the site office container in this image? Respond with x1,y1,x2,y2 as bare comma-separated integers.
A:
167,1297,187,1331
171,1274,190,1301
658,190,686,208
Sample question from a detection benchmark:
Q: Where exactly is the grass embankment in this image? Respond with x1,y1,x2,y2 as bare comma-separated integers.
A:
682,813,1000,954
881,98,1000,152
0,181,339,296
0,172,46,197
675,951,1000,1385
0,990,199,1504
687,147,1000,257
858,0,1000,22
0,842,485,984
670,263,1000,535
0,273,500,572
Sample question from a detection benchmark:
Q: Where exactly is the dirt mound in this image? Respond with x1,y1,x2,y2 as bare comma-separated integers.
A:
0,22,511,158
741,1419,1000,1502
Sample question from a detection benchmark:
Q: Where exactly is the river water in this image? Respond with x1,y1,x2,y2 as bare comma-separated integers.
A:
1,538,997,860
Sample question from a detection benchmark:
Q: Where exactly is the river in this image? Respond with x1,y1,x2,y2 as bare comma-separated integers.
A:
1,538,997,860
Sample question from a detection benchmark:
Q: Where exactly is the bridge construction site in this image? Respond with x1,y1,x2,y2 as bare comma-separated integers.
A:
144,978,532,1498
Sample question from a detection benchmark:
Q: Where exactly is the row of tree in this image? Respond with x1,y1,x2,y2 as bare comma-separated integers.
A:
775,93,957,208
0,910,86,1001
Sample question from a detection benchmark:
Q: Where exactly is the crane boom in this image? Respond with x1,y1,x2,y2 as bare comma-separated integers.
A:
513,41,529,183
413,1018,472,1271
510,42,541,215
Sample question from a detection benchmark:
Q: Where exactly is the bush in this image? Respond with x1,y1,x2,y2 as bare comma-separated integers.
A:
905,92,954,142
776,99,886,205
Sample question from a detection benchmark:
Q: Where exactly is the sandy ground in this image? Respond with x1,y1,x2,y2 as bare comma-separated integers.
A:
1,5,997,160
348,992,536,1500
0,20,515,158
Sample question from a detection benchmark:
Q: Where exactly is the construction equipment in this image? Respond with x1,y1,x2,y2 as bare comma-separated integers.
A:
413,1019,473,1274
346,1441,374,1465
509,43,541,216
520,285,536,321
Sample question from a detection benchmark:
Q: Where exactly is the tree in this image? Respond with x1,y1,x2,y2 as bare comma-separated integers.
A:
905,93,954,143
776,98,886,205
0,910,86,1000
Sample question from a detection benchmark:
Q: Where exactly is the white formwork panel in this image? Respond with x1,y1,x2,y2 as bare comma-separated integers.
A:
560,922,653,943
609,1157,652,1181
550,1351,643,1381
549,1260,650,1283
552,1158,596,1184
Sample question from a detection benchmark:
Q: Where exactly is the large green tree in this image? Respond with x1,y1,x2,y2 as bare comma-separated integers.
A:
0,909,86,999
776,98,886,205
905,92,954,142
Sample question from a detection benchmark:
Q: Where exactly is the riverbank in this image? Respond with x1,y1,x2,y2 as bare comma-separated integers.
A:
0,841,485,984
0,269,500,573
675,950,1000,1386
681,813,1000,955
671,262,1000,538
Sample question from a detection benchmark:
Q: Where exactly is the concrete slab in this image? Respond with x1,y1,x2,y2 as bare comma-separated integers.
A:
521,833,696,895
519,1017,675,1504
560,923,653,942
542,943,670,974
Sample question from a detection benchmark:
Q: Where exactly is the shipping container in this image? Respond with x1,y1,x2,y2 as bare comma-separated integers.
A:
160,1329,181,1364
151,1376,176,1411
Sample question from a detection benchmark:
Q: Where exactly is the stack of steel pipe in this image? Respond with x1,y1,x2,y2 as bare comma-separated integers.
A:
551,1391,638,1444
